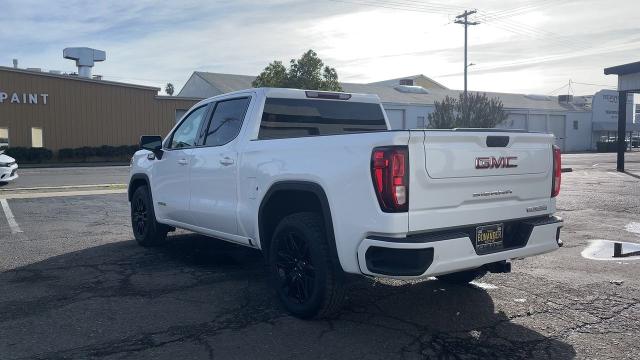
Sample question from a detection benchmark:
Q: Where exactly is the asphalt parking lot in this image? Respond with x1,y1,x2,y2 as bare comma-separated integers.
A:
1,153,639,359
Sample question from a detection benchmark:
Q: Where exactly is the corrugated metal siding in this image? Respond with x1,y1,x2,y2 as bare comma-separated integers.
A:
0,69,198,150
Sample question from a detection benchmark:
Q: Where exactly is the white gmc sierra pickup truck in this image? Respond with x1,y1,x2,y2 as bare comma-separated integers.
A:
129,88,563,318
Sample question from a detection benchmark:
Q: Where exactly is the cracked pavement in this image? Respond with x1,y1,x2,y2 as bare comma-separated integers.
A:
1,154,639,359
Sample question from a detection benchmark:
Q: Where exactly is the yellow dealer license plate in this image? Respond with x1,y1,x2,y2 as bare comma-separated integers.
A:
475,223,504,253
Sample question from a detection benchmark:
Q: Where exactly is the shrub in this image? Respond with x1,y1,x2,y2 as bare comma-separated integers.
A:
5,147,53,163
58,145,139,162
58,148,74,159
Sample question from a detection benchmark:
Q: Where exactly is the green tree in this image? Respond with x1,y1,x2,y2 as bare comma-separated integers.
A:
427,92,508,129
252,61,288,88
165,83,174,96
252,50,343,91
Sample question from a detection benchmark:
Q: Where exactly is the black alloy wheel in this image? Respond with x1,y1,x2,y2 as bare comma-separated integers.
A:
275,231,316,304
269,212,345,319
130,186,167,247
132,196,148,237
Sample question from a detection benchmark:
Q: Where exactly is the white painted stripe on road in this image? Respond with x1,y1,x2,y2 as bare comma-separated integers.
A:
0,198,23,233
607,171,625,178
0,183,126,192
626,222,640,235
2,189,126,199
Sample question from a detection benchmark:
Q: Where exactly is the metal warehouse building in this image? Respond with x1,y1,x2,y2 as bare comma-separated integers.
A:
179,72,638,152
0,66,199,151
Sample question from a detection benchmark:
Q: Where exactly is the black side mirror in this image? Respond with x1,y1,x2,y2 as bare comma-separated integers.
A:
139,135,163,159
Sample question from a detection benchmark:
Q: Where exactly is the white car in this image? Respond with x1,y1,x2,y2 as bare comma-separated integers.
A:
129,88,563,318
0,151,18,182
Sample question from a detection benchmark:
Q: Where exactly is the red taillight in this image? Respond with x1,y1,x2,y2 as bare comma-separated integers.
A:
371,146,409,212
551,145,561,197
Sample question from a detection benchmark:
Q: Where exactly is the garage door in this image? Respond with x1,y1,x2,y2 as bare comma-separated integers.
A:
386,109,405,130
548,115,566,151
527,114,547,132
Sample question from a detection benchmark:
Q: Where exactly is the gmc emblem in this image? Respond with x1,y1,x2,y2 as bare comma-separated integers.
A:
475,156,518,169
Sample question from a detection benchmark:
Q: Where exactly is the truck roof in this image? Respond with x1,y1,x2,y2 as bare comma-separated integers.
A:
198,87,382,105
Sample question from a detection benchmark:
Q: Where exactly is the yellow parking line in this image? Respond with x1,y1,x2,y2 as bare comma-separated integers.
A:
1,189,127,200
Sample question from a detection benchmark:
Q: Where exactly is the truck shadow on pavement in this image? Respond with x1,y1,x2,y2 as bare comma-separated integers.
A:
0,232,576,359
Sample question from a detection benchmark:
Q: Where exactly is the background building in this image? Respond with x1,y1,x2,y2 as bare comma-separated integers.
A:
0,66,199,152
179,72,638,152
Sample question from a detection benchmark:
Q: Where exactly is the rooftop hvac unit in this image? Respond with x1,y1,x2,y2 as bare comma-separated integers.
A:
558,94,573,103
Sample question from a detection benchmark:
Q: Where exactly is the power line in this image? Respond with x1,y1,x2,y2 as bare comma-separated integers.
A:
330,0,590,52
547,82,569,95
572,81,617,88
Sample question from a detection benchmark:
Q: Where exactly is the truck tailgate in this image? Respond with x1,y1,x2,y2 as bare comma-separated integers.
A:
407,130,555,232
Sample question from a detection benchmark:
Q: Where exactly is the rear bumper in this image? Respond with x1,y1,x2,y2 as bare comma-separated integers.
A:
357,216,563,279
0,164,18,182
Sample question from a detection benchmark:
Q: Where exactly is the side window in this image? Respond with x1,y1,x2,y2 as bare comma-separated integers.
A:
203,97,251,146
169,105,208,149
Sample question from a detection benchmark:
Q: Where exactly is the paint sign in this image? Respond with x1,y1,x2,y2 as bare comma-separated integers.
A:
0,91,49,105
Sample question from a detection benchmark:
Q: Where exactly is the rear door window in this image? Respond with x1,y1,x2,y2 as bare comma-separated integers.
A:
203,97,251,146
258,98,387,140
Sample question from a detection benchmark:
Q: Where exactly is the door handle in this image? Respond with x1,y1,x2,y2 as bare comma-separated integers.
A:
177,158,188,165
219,157,235,166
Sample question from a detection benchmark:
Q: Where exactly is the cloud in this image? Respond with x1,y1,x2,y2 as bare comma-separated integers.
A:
0,0,638,95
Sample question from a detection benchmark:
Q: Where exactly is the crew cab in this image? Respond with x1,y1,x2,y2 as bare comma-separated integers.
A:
128,88,563,318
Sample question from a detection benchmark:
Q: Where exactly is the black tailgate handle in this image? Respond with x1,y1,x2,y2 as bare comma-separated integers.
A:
486,136,509,147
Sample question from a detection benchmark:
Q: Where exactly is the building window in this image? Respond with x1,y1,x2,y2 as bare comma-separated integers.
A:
0,127,8,147
417,116,426,128
573,120,579,130
31,127,43,148
175,109,187,124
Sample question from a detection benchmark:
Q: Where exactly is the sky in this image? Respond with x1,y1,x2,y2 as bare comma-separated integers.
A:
1,0,639,96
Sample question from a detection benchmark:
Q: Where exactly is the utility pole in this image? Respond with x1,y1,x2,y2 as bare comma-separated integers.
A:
455,10,479,127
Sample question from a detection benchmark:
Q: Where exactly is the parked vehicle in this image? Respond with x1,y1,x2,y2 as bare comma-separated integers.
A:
0,147,18,182
128,88,563,318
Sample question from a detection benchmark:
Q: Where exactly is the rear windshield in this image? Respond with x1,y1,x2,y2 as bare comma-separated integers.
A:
258,98,387,140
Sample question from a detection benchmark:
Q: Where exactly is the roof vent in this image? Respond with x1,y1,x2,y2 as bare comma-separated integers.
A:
49,70,61,75
26,67,42,72
558,94,573,103
399,79,414,86
63,47,106,78
394,85,429,94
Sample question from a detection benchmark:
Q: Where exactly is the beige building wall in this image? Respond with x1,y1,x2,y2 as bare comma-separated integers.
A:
0,67,199,150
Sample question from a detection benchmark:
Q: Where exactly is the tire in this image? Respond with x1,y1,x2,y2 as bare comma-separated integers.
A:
131,186,168,247
269,212,345,319
436,268,486,285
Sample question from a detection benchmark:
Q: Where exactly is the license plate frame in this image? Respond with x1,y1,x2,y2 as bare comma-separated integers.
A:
475,223,504,253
